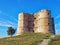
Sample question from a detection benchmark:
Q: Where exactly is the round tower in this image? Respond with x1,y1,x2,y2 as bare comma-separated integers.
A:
34,9,55,34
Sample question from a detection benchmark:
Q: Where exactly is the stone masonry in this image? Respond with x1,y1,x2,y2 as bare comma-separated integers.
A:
17,9,55,35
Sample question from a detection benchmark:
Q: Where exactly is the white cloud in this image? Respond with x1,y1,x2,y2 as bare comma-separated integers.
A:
0,10,17,28
55,23,60,34
0,23,12,27
0,21,12,27
0,11,17,23
55,22,60,27
0,21,17,28
3,12,18,22
55,30,60,34
55,15,60,19
0,18,17,27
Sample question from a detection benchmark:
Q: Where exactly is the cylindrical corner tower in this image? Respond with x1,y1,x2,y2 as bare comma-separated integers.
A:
34,9,55,34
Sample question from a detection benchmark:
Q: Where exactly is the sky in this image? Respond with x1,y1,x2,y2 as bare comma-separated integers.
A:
0,0,60,38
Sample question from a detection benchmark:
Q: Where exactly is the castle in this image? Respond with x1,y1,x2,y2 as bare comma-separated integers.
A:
17,9,55,35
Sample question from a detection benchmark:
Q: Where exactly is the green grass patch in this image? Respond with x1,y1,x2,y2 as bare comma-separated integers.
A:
48,35,60,45
0,32,51,45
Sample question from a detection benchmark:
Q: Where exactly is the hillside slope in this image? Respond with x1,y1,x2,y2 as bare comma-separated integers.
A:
0,32,50,45
48,35,60,45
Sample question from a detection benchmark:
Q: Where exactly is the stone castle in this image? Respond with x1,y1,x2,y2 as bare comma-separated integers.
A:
17,9,55,35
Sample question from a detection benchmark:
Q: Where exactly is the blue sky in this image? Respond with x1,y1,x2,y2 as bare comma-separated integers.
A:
0,0,60,38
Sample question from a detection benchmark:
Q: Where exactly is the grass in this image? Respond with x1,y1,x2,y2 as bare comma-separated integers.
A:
48,35,60,45
0,32,51,45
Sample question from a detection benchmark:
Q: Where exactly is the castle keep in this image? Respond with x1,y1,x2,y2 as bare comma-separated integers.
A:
17,9,55,35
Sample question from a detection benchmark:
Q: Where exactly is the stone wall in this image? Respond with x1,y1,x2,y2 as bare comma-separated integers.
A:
17,9,55,35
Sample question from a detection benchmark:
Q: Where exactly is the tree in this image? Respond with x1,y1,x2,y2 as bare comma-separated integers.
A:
7,27,16,37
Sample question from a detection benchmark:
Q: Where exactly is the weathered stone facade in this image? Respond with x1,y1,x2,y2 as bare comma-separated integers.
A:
17,9,55,35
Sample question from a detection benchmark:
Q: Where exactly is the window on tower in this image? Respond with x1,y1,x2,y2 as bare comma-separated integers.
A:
48,23,50,25
34,18,36,19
